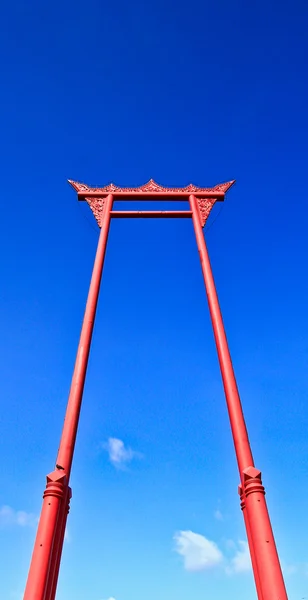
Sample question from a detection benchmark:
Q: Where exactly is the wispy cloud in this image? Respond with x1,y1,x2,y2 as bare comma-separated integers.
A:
228,541,251,573
214,509,223,521
64,526,71,543
174,531,253,575
103,438,142,469
0,505,37,527
282,563,297,576
10,591,23,600
174,530,223,571
0,504,70,547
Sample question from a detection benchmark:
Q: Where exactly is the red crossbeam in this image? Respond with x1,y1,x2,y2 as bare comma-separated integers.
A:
110,211,192,218
78,191,224,200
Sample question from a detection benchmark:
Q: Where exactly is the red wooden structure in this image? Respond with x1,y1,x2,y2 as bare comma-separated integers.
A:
23,179,288,600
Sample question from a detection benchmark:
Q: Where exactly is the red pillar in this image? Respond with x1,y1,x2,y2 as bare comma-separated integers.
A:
23,471,66,600
43,485,71,600
56,193,114,477
46,487,72,600
239,484,264,600
189,194,287,600
23,194,113,600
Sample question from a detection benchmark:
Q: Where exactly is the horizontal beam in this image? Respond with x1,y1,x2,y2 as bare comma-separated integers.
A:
78,191,225,200
110,211,192,218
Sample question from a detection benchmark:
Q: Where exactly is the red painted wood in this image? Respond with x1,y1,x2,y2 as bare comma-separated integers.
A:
23,180,288,600
110,210,192,218
23,195,113,600
189,193,287,600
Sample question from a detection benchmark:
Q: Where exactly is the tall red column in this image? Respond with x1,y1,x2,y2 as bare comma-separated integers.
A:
56,193,113,477
189,194,287,600
45,486,72,600
239,484,264,600
23,472,67,600
23,194,113,600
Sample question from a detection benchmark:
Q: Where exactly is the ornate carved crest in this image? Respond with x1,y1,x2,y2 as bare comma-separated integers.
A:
68,179,235,227
84,197,106,227
196,198,217,227
68,178,235,196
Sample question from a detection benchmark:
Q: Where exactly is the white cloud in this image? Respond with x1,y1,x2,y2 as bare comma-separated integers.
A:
10,591,23,600
174,531,256,576
225,539,236,550
0,505,37,527
282,563,297,576
103,438,141,469
214,509,223,521
174,530,223,572
229,541,251,574
64,526,71,543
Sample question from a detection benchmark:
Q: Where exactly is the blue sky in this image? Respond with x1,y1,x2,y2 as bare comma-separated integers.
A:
0,1,308,598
